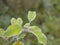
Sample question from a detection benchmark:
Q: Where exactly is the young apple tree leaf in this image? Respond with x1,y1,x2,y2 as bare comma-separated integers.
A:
29,26,47,45
11,18,23,25
28,11,36,22
13,41,24,45
17,18,23,25
18,33,26,39
24,23,30,27
4,25,22,37
11,18,17,25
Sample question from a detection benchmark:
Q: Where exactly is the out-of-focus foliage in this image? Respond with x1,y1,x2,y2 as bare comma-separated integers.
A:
0,28,5,36
0,0,60,45
13,41,24,45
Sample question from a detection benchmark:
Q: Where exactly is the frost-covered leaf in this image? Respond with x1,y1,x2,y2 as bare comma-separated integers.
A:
4,25,22,37
28,11,36,22
11,18,17,25
18,33,26,39
11,18,23,25
13,41,24,45
0,28,5,37
24,23,30,27
29,26,47,45
17,18,23,25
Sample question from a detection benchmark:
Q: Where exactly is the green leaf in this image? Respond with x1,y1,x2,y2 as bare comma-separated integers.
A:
18,33,26,39
29,26,47,45
4,25,22,37
13,41,24,45
0,28,5,37
17,18,23,25
28,11,36,22
11,18,17,25
11,18,23,25
24,23,30,27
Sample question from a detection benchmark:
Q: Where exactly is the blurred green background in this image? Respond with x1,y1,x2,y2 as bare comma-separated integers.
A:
0,0,60,45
